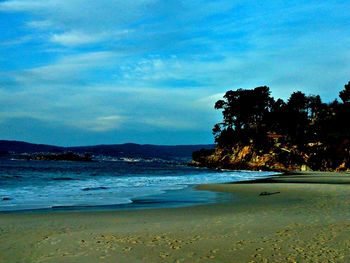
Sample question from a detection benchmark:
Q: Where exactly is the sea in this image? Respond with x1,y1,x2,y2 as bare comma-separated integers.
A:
0,156,277,212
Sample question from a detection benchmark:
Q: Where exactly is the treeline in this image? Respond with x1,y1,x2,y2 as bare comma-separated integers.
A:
194,81,350,171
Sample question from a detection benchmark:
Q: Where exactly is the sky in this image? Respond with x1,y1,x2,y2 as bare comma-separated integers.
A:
0,0,350,146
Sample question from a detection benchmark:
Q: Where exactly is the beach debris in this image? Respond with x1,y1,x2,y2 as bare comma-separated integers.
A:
259,191,280,196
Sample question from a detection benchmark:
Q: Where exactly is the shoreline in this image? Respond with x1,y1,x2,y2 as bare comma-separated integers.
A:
0,169,277,214
1,171,350,262
0,185,232,214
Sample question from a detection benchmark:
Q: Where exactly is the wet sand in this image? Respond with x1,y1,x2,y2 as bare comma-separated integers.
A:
1,172,350,262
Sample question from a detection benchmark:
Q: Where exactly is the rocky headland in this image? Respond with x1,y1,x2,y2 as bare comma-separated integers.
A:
192,83,350,172
191,141,350,172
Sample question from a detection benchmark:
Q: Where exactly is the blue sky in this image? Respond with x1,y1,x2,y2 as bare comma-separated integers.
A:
0,0,350,146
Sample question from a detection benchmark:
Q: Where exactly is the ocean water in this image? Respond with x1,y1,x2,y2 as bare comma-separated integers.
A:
0,157,276,212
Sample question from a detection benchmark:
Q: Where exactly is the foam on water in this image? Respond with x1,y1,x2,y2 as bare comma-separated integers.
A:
0,158,277,211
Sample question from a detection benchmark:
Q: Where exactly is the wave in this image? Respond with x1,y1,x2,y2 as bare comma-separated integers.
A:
82,186,108,191
0,159,278,212
52,177,75,181
0,175,23,180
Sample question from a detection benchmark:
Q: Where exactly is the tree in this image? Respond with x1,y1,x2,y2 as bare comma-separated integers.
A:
287,91,308,112
284,91,309,145
307,95,322,120
213,86,273,146
267,98,287,135
196,80,350,171
339,81,350,103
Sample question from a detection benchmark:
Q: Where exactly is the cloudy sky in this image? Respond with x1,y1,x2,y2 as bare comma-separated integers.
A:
0,0,349,146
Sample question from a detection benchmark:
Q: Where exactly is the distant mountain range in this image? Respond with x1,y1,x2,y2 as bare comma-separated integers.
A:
0,140,214,159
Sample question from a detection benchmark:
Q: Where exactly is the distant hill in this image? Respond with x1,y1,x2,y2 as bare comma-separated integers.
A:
0,140,62,153
0,140,214,159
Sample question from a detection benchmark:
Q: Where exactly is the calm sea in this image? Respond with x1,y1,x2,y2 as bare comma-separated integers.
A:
0,157,276,212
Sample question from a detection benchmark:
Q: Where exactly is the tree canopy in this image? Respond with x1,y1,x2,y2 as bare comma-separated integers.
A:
210,81,350,170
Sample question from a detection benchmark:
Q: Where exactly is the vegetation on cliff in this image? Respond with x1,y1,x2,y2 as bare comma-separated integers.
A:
192,81,350,171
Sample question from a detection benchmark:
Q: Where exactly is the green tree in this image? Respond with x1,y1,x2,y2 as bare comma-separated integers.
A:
339,81,350,103
213,86,273,146
285,91,309,145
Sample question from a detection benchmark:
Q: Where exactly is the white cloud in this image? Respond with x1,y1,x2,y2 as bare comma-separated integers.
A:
26,20,54,29
141,117,198,130
10,51,119,84
0,0,157,31
0,0,49,11
50,32,103,46
50,30,131,46
0,0,239,48
0,81,219,135
69,115,126,132
0,35,34,46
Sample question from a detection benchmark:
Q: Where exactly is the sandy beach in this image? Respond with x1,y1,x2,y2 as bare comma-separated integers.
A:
1,172,350,263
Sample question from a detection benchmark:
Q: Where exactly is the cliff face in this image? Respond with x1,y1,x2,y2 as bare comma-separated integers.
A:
191,142,350,172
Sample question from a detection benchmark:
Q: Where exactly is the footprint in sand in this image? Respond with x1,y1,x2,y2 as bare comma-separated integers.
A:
122,247,132,252
159,252,169,258
236,240,246,246
171,245,181,250
50,239,62,245
276,229,292,237
201,255,215,259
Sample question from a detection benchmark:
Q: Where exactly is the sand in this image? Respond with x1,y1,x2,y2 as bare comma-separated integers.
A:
1,171,350,262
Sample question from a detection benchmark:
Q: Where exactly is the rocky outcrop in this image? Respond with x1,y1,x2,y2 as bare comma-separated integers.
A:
191,143,350,172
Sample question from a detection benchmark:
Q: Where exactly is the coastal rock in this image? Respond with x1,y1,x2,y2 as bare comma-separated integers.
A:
336,162,350,172
192,142,350,172
300,165,312,171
